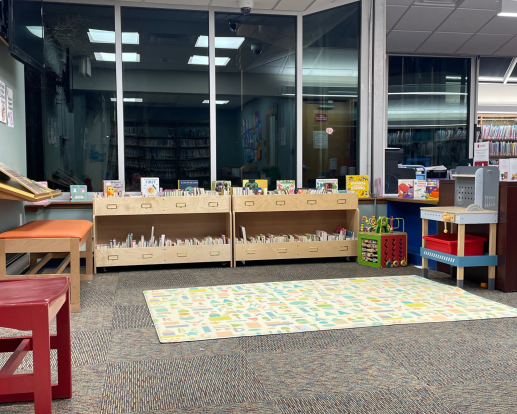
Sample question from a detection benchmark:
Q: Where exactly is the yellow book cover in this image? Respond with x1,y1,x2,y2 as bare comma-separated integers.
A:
243,179,269,191
346,175,369,198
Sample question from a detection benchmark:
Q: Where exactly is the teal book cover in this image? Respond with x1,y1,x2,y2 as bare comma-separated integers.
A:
70,185,87,201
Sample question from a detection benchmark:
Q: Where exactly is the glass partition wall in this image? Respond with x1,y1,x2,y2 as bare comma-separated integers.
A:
387,56,471,169
121,8,210,190
302,3,360,188
25,2,369,192
33,4,118,191
215,13,297,190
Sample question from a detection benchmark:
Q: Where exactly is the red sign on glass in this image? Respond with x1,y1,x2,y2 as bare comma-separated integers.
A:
315,114,328,122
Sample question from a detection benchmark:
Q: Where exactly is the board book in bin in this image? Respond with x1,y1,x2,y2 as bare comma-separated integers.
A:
243,179,268,191
103,180,124,197
346,175,368,198
212,180,231,194
178,180,199,192
316,179,338,191
141,177,159,196
277,180,295,194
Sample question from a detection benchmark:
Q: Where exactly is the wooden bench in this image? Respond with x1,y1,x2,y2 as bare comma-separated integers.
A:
0,220,93,313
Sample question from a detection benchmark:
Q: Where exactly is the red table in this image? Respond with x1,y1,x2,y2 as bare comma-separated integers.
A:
0,277,72,413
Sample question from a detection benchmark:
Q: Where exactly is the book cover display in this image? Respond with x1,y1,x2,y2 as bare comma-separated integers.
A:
398,179,414,199
346,175,369,198
141,178,159,196
70,185,87,201
499,159,509,181
212,180,231,194
243,179,268,191
103,180,124,197
316,179,338,191
510,159,517,181
277,180,295,194
413,180,427,200
178,180,199,192
426,180,440,200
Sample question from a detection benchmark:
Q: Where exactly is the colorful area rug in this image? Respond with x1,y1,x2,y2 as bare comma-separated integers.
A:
144,276,517,344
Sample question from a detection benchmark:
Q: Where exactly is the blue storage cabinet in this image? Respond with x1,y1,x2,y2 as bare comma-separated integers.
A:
387,199,438,269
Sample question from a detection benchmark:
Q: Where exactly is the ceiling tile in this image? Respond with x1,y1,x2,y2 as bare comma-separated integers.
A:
493,36,517,57
479,16,517,35
387,6,408,30
437,9,495,33
386,30,431,53
456,34,514,55
458,0,498,10
275,0,314,11
394,6,454,31
387,0,414,5
417,32,472,54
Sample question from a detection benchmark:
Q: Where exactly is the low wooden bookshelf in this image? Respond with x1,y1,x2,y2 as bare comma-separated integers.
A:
231,193,359,266
93,195,232,272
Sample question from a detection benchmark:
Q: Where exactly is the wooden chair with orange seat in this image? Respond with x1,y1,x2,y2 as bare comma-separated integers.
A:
0,220,93,313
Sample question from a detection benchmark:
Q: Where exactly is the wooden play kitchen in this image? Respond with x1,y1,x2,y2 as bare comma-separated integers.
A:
420,166,499,290
232,193,359,267
93,195,232,271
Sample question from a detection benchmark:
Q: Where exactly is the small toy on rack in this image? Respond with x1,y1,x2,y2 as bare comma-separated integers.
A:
361,216,367,232
358,216,408,268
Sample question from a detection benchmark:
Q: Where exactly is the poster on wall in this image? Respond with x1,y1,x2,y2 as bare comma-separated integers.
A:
313,131,328,149
6,87,13,128
0,80,6,124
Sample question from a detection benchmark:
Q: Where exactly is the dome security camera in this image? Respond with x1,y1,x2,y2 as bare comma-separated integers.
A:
239,0,253,15
250,43,262,55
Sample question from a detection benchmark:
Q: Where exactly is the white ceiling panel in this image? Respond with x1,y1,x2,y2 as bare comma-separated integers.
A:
387,6,408,30
493,36,517,57
275,0,314,11
417,32,472,54
437,9,495,34
387,30,431,53
211,0,279,8
479,16,517,35
394,6,453,31
458,0,498,10
456,34,514,55
387,0,414,5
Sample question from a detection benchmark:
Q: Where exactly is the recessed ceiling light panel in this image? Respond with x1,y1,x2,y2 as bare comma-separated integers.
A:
188,55,230,66
202,100,229,104
94,52,140,62
195,35,245,49
88,29,139,44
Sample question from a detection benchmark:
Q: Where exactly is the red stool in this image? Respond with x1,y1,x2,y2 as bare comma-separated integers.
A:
0,277,72,413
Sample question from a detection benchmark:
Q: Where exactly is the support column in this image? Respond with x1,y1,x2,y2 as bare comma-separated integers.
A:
371,0,386,196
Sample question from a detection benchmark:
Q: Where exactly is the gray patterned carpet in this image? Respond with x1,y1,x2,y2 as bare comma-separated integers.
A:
1,261,517,413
